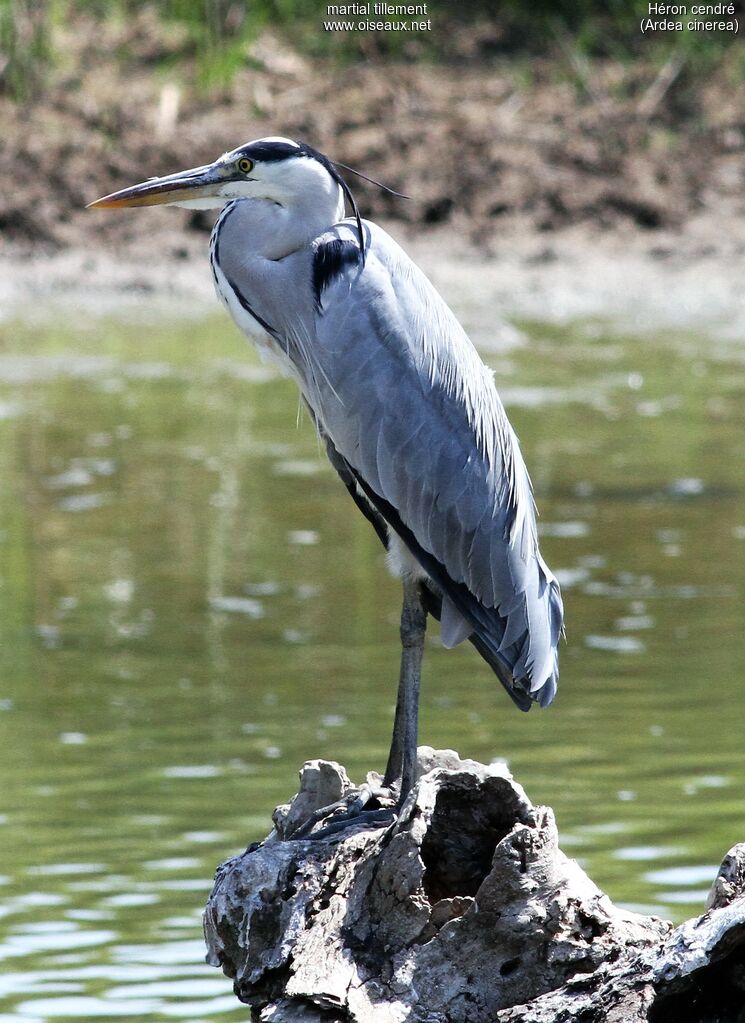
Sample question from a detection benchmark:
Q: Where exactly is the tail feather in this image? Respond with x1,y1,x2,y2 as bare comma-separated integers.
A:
419,586,532,712
324,438,561,713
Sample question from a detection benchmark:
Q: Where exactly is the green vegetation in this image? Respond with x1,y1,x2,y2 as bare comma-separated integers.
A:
0,0,51,100
0,0,741,100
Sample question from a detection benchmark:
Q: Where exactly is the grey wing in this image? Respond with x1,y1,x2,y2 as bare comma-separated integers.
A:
293,223,562,706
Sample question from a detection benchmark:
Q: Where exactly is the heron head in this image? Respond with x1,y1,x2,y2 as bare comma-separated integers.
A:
87,137,347,216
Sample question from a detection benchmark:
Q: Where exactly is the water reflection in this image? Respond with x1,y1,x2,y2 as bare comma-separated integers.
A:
0,315,743,1019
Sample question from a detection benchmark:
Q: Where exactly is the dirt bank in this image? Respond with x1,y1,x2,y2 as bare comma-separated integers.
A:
3,14,745,334
3,12,745,255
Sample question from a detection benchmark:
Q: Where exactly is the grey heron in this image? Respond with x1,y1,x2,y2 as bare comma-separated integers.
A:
89,137,563,832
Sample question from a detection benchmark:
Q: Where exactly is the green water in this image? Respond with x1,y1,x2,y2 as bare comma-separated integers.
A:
0,312,744,1019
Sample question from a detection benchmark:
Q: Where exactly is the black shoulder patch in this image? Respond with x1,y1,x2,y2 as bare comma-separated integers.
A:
312,238,361,308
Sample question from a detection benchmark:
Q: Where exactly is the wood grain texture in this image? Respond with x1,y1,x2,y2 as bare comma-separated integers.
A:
203,749,745,1022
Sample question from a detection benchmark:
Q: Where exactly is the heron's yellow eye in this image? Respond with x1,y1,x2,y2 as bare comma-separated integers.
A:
237,158,254,175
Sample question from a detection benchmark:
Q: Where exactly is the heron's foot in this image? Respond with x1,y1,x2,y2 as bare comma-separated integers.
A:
284,782,397,841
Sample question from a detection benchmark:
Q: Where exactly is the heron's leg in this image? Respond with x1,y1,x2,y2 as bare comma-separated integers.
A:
282,578,426,842
383,577,427,802
283,782,398,841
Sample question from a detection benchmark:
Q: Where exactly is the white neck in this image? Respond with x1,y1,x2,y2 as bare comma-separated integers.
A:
240,189,344,259
206,155,346,260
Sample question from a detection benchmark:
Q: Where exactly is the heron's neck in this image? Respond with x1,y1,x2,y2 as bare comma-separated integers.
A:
221,187,344,260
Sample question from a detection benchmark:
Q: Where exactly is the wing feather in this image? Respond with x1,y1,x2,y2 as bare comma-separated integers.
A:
222,216,563,704
307,224,560,701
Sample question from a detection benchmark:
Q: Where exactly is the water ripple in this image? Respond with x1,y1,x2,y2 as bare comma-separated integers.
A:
15,996,162,1017
106,978,228,999
0,929,116,960
208,595,265,617
644,865,718,886
585,634,645,654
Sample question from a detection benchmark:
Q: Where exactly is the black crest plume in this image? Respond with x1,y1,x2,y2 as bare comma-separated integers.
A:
294,142,407,264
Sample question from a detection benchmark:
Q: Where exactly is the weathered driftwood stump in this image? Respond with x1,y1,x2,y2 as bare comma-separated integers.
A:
203,748,745,1022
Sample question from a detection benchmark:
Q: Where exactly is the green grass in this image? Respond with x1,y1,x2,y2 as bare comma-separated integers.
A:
0,0,52,100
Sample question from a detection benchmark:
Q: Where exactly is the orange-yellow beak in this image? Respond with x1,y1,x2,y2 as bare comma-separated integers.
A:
87,162,227,209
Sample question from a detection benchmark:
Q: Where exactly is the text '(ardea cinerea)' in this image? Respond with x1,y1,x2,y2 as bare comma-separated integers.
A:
89,137,564,835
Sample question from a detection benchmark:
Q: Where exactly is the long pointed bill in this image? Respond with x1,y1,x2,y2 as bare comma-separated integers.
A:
87,162,227,209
